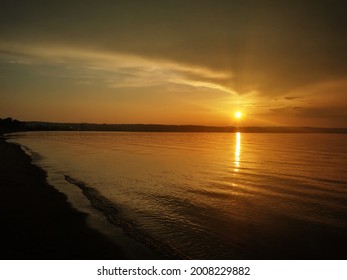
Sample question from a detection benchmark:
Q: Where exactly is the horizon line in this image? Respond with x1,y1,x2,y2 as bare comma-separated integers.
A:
24,120,347,130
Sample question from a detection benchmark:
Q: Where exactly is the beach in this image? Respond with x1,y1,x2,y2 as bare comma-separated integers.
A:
0,136,128,259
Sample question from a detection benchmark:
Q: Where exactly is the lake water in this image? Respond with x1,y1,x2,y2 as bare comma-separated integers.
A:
9,132,347,259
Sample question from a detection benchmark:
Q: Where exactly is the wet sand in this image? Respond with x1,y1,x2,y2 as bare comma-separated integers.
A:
0,136,128,259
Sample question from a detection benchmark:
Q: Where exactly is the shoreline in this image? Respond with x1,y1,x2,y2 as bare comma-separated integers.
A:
0,135,157,259
64,175,186,260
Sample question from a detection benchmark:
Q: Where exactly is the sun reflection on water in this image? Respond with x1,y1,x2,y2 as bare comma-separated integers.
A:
234,132,241,172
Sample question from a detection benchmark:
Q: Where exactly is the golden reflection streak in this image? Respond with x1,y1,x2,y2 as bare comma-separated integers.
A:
234,132,241,172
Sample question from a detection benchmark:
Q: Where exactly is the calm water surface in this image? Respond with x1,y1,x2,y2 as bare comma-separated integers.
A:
10,132,347,259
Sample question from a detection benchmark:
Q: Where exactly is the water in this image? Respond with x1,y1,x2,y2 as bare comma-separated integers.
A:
9,132,347,259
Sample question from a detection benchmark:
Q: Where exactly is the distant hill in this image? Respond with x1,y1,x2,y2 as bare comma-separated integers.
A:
2,118,347,133
23,121,347,133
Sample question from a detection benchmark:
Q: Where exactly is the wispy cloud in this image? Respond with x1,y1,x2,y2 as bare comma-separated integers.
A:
0,41,237,95
284,96,301,100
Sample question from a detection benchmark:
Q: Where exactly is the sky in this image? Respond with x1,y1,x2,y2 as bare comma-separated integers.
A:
1,0,347,127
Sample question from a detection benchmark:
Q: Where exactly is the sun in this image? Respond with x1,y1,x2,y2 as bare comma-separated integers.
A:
235,111,242,119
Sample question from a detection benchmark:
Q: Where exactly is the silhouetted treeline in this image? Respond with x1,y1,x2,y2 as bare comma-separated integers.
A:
73,123,237,132
26,122,237,132
2,118,347,133
25,122,347,133
0,117,26,134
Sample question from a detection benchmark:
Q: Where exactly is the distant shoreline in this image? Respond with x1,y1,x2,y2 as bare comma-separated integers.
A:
17,123,347,134
2,117,347,134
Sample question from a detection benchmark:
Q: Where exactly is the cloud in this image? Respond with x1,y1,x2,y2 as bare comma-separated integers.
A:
0,41,236,94
284,96,301,100
270,106,303,113
2,1,347,99
282,79,347,106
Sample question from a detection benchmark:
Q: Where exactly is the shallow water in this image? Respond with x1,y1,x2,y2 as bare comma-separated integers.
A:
10,132,347,259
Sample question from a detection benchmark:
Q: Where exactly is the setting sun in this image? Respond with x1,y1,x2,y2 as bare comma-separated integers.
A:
235,112,242,119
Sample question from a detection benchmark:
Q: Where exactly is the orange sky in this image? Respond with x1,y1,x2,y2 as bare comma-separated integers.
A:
1,1,347,127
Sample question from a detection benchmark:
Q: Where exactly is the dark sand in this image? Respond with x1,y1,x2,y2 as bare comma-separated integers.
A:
0,136,127,259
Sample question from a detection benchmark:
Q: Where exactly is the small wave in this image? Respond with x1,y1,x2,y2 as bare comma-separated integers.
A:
64,175,187,259
20,145,43,162
5,137,43,162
